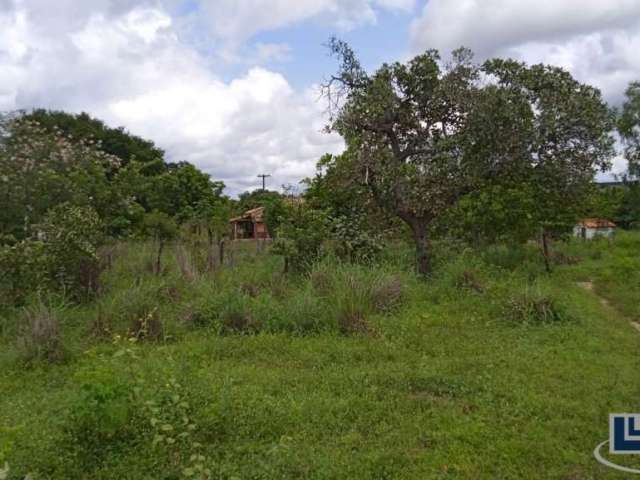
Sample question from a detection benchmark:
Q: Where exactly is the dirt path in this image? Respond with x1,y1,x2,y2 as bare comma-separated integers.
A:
577,281,640,333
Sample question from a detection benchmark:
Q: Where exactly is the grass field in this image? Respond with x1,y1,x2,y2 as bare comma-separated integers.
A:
1,233,639,479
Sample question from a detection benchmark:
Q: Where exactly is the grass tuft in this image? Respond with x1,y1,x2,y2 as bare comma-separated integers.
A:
17,297,65,364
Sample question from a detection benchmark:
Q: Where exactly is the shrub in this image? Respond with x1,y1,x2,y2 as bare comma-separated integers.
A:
328,214,383,263
334,271,372,335
504,288,569,324
371,275,405,312
183,289,254,333
454,270,485,294
0,240,47,305
279,289,331,334
129,307,164,342
90,304,112,339
17,297,65,364
67,370,135,467
39,203,105,299
239,283,260,298
272,206,331,273
309,267,334,296
98,283,164,339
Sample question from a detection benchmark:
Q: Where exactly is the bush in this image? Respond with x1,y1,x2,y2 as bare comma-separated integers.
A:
371,275,405,313
333,270,374,335
278,289,332,334
218,292,260,334
0,240,47,305
39,203,105,299
454,270,485,293
272,206,331,272
309,265,334,296
504,288,569,324
17,297,65,364
96,283,165,340
68,368,135,467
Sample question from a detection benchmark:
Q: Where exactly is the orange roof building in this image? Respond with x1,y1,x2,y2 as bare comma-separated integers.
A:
229,207,270,240
574,218,616,239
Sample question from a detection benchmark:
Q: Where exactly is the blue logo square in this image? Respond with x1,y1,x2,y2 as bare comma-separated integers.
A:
610,414,640,455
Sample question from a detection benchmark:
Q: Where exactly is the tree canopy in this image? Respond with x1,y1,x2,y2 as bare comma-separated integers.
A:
619,82,640,177
323,39,614,274
24,109,165,173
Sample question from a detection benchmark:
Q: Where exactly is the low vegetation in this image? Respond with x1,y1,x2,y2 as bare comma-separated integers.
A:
1,233,639,478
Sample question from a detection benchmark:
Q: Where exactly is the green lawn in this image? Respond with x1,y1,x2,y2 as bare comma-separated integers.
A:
1,234,639,479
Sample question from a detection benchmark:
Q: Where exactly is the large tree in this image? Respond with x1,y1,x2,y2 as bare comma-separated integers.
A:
24,109,165,174
324,40,614,274
619,81,640,177
0,116,121,241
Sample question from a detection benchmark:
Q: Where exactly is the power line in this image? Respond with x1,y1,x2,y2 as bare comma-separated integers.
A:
257,174,271,191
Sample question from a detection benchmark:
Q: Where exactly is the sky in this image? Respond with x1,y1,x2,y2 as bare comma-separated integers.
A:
1,0,639,195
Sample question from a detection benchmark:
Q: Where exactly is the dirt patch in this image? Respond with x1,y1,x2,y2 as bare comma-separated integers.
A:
577,280,637,333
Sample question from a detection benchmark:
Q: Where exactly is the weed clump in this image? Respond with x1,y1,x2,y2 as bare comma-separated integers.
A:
334,271,372,335
310,268,334,296
129,308,164,342
239,283,260,298
371,275,405,312
219,294,261,334
17,298,65,364
504,288,569,324
454,270,485,293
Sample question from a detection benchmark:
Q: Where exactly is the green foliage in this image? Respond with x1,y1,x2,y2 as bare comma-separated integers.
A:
69,361,135,461
24,109,165,171
0,116,120,241
2,235,640,478
0,112,229,245
17,296,66,365
0,204,104,303
238,189,283,213
142,211,178,242
504,287,570,324
0,240,47,305
619,81,640,176
272,205,331,272
585,182,640,229
147,162,227,222
442,184,537,244
40,203,104,297
325,41,614,273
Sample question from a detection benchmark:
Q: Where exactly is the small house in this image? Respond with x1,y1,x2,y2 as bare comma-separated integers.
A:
229,207,270,240
574,218,616,240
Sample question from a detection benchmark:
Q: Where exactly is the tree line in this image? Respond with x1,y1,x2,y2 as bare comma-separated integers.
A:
1,42,640,302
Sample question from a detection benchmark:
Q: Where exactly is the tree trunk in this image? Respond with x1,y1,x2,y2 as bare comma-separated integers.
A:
218,239,225,266
412,221,432,276
156,240,164,275
540,227,552,273
207,228,215,270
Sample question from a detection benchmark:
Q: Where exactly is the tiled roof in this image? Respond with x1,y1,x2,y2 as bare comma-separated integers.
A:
229,206,265,223
577,218,616,228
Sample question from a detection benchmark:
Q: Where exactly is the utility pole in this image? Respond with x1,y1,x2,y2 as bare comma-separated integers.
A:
257,174,271,191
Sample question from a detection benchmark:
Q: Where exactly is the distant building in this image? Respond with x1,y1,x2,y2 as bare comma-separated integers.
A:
229,207,270,240
574,218,616,240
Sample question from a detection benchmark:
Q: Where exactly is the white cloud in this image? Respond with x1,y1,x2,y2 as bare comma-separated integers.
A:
194,0,415,45
409,0,640,177
409,0,640,102
0,2,344,194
